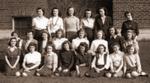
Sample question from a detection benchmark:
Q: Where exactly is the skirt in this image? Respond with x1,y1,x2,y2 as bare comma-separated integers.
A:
37,66,53,76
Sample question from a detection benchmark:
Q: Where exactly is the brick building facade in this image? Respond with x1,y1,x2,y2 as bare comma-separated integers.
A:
0,0,149,39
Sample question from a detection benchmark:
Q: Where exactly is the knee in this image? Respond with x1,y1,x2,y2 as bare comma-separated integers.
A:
126,73,132,78
131,71,139,77
105,73,112,78
15,71,21,77
22,72,28,77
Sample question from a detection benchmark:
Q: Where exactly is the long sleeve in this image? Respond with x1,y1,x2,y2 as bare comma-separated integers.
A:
104,54,111,69
68,52,75,70
136,54,142,72
91,56,96,68
53,53,58,71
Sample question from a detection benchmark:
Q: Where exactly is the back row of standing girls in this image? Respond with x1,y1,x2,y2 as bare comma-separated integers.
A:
4,6,148,78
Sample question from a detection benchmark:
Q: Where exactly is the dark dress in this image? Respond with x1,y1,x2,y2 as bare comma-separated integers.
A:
4,47,21,76
75,52,92,76
59,50,75,76
106,35,124,53
121,20,139,38
94,15,113,37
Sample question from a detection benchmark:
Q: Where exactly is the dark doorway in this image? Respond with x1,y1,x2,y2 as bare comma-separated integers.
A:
13,17,32,39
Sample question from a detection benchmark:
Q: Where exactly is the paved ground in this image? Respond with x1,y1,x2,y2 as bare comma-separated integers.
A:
0,39,149,83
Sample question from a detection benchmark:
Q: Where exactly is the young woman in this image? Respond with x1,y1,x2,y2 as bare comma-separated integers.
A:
23,31,38,53
64,7,80,41
122,30,139,52
107,43,124,78
36,44,58,77
48,7,64,38
106,27,124,53
90,30,108,55
11,31,23,49
121,11,139,40
38,30,50,54
32,7,49,42
4,38,21,76
75,42,92,77
72,29,89,50
58,41,75,76
80,9,95,43
22,43,41,77
86,44,111,77
93,7,113,37
123,45,148,78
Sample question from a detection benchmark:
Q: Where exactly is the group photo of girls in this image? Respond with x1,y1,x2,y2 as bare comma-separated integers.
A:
3,6,149,80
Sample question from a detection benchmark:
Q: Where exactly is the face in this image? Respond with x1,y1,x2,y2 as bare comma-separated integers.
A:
68,8,74,16
64,43,70,51
99,8,105,16
29,46,35,52
47,46,53,53
127,32,133,39
57,31,62,38
53,9,59,16
97,45,105,53
85,11,92,18
97,31,103,39
42,33,48,40
79,31,85,38
126,13,133,20
12,33,18,38
79,46,86,52
27,32,33,39
10,39,17,46
112,45,120,52
37,9,44,16
109,28,115,35
128,46,135,54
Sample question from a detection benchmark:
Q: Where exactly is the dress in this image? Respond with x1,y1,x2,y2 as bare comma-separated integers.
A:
4,47,21,76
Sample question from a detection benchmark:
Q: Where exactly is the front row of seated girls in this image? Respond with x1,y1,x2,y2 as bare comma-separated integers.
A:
4,37,148,78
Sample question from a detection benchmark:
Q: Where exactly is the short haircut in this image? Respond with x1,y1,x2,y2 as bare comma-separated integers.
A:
76,42,89,53
66,6,76,16
36,7,45,15
8,37,17,46
96,7,108,16
51,7,62,17
124,11,133,18
96,44,106,53
126,44,137,54
61,40,72,51
11,31,18,36
27,42,38,52
55,29,65,38
83,9,92,18
77,28,87,38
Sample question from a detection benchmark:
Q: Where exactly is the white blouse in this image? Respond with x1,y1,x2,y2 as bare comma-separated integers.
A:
80,18,95,29
90,39,108,53
72,37,89,49
53,38,68,50
24,51,41,65
49,16,64,34
32,16,49,30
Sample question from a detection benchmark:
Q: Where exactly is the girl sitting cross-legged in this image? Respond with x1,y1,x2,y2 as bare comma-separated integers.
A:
36,44,58,77
123,44,148,78
86,44,111,78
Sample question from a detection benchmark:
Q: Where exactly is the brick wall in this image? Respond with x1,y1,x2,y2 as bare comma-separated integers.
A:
113,0,150,29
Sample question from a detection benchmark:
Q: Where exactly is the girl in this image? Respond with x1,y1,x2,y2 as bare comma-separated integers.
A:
48,7,64,38
64,7,80,41
94,7,112,37
38,30,50,54
87,44,111,77
36,44,58,77
75,42,92,77
4,38,21,76
121,11,139,40
107,43,124,78
123,45,148,78
122,30,139,52
72,29,89,50
106,27,124,53
22,43,41,77
90,30,108,55
58,41,75,76
80,9,95,43
11,31,23,49
23,31,38,53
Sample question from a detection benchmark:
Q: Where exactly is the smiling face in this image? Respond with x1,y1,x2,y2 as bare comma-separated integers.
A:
68,7,74,16
112,45,120,53
47,45,53,53
10,38,17,47
37,9,44,16
128,46,135,54
97,31,103,39
79,30,85,38
85,10,92,18
109,28,115,36
53,9,59,16
126,32,133,40
42,32,48,40
99,8,105,16
29,45,36,52
63,43,70,51
97,45,105,54
56,30,62,38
